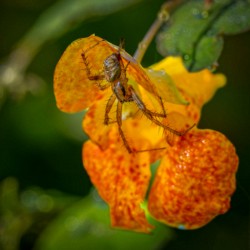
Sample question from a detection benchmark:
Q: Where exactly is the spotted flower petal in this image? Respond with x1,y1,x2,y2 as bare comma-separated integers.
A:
83,133,153,233
148,129,239,229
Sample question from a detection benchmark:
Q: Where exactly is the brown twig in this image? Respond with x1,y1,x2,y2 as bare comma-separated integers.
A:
133,0,184,63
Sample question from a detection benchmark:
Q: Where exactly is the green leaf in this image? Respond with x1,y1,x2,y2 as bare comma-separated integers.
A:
157,0,250,71
35,191,173,250
213,1,250,34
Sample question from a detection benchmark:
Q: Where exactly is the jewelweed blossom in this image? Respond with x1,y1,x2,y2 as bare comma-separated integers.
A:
54,35,238,233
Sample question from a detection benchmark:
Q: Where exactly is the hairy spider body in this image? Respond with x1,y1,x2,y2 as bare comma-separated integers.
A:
81,39,194,153
104,53,133,103
104,53,122,82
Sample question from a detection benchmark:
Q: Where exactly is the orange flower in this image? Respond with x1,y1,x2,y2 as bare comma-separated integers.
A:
54,35,239,233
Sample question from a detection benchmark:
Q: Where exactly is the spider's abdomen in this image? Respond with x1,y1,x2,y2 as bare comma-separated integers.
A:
113,81,133,103
113,81,126,102
103,53,121,82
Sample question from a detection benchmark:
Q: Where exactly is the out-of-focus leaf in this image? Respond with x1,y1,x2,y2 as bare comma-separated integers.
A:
157,0,250,71
0,178,26,250
18,0,142,56
213,1,250,34
0,0,142,106
35,190,173,250
0,178,80,250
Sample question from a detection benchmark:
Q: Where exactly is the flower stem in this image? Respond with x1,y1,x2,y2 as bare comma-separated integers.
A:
133,0,183,63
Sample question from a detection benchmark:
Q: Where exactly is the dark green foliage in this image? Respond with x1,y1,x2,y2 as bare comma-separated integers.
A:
157,0,250,71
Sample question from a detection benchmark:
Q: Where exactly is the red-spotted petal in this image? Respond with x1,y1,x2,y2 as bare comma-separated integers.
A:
148,129,238,229
83,136,153,233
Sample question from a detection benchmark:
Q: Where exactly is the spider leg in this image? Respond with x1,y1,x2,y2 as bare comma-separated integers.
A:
130,86,195,136
128,86,166,118
156,96,166,118
119,38,125,50
81,52,109,90
124,61,130,71
83,38,106,54
104,93,116,125
118,56,166,117
116,101,133,153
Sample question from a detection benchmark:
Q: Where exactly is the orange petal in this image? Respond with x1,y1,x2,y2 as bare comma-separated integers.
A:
82,90,113,150
54,35,115,112
165,93,202,124
83,139,153,233
148,129,238,230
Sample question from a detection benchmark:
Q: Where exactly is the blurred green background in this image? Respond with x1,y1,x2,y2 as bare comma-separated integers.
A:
0,0,249,249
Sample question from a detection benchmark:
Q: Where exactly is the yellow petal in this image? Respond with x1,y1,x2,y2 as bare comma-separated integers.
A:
152,56,226,108
145,68,188,105
83,93,167,159
82,90,113,150
148,129,238,229
83,138,153,233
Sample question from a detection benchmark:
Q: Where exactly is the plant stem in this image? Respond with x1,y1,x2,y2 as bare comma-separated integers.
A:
133,0,183,63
